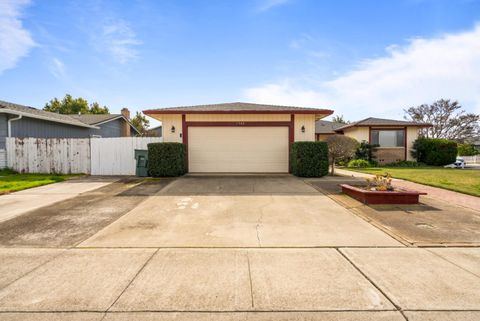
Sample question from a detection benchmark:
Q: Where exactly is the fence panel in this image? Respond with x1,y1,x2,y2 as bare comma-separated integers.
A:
90,137,162,175
6,137,90,174
461,155,479,164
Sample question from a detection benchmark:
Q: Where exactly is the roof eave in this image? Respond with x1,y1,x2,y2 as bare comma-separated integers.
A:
335,123,432,131
143,109,334,115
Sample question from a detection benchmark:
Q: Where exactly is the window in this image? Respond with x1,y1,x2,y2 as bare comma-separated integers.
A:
371,129,404,147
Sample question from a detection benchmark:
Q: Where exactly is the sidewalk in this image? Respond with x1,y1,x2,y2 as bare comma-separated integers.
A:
335,168,480,212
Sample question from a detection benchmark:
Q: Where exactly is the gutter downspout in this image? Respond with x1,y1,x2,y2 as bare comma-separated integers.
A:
7,114,22,137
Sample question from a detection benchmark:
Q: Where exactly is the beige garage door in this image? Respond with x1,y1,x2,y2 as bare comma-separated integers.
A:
188,127,289,173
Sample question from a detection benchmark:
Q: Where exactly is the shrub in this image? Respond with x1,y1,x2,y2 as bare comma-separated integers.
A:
290,141,329,177
383,160,423,167
347,159,372,168
411,138,457,166
354,141,378,162
147,143,186,177
458,143,479,156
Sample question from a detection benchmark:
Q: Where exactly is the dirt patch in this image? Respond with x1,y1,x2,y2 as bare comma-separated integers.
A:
0,178,174,247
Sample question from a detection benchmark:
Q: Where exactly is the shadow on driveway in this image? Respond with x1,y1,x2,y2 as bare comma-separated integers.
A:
0,178,174,247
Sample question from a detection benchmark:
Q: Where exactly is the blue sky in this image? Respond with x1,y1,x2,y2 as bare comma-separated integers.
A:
1,0,480,126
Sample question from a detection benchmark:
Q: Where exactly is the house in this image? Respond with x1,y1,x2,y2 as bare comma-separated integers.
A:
0,100,139,168
146,125,162,137
316,117,431,164
143,102,333,173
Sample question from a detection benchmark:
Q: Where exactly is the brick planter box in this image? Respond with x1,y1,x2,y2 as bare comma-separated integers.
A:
340,184,427,205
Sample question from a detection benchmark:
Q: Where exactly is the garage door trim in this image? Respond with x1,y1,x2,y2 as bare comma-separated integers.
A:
182,115,295,173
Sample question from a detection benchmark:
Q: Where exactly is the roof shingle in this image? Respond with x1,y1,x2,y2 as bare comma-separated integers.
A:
144,102,333,114
0,100,96,128
335,117,431,130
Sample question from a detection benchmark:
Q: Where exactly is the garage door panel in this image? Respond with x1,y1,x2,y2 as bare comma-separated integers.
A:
188,127,289,173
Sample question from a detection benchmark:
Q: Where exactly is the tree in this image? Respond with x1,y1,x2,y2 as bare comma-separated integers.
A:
130,111,150,136
331,115,348,124
44,94,109,114
404,99,479,142
325,135,359,175
458,143,479,156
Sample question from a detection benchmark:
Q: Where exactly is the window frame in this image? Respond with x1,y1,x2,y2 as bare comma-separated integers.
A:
369,127,406,148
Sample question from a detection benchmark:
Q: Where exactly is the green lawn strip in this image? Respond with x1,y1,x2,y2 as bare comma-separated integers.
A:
0,171,77,194
348,167,480,197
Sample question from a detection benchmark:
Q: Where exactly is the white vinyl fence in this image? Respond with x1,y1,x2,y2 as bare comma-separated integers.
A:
461,155,480,164
6,137,162,175
90,137,162,175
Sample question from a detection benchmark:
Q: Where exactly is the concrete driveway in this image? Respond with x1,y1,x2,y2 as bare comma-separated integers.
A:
79,176,400,248
0,175,479,321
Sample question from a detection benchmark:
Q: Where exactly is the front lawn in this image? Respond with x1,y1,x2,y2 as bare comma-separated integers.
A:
348,167,480,197
0,169,75,194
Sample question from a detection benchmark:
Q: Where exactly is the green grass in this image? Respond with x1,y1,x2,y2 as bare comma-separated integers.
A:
0,169,76,194
348,167,480,197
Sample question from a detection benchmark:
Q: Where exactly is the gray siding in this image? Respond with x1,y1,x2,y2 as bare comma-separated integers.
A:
11,116,92,138
0,114,8,149
96,118,123,137
3,115,133,141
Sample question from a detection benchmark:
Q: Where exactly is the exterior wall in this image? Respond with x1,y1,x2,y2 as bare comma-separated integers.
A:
375,148,405,164
96,118,123,137
406,127,419,161
185,114,290,122
294,114,315,142
11,116,91,138
0,114,7,149
161,114,183,143
343,127,369,142
316,134,334,141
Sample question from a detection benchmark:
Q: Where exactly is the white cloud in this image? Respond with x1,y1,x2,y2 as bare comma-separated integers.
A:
101,19,141,64
49,57,66,79
256,0,290,12
0,0,35,74
244,25,480,118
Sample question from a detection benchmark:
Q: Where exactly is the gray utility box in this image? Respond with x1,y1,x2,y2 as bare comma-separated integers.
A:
134,149,148,177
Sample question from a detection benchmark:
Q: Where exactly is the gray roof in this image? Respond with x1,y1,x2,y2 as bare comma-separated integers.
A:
0,100,96,128
335,117,431,131
144,102,333,114
0,100,141,133
69,114,122,125
315,120,345,134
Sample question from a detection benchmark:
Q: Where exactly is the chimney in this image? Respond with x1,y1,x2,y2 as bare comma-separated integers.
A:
121,108,131,137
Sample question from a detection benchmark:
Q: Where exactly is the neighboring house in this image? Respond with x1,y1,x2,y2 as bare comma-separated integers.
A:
316,117,431,164
146,125,162,137
315,120,345,141
144,102,332,173
0,100,139,168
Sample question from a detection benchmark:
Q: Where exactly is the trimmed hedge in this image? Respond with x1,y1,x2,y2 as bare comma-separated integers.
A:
411,138,457,166
147,143,186,177
290,141,329,177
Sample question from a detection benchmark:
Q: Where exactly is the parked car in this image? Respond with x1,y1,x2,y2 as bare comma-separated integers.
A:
444,158,466,169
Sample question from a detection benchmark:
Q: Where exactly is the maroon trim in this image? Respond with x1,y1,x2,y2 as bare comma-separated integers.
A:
368,127,372,144
182,114,188,171
404,126,407,160
144,109,333,115
182,120,294,173
186,121,292,127
289,114,295,144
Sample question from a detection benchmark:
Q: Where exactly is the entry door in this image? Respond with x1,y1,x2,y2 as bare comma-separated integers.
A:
188,126,289,173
